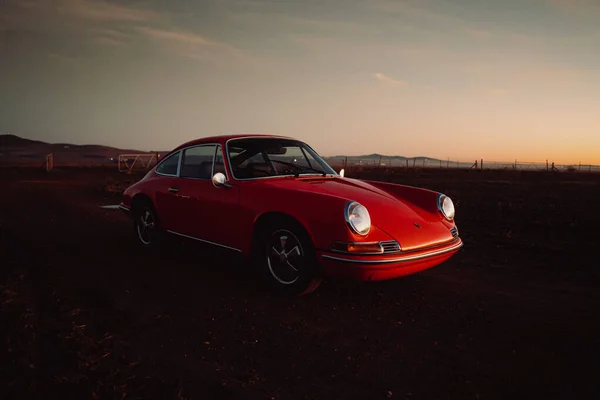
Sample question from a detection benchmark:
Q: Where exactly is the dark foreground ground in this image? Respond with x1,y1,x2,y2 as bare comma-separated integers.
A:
1,167,599,399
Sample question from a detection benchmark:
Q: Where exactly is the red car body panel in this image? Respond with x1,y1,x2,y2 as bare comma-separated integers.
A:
120,134,463,281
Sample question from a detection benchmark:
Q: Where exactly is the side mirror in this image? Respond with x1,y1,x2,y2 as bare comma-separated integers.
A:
212,172,232,188
339,168,345,178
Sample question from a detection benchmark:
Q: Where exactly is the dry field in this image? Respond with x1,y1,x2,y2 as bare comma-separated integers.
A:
1,166,599,399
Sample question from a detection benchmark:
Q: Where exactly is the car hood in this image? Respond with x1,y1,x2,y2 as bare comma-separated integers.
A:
262,176,454,250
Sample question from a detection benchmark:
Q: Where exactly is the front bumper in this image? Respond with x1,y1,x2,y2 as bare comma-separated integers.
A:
318,238,463,281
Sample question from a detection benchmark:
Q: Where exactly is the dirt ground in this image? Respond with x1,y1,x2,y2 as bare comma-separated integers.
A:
1,166,599,400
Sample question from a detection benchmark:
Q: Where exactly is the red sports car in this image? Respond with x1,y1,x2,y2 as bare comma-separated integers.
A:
119,134,463,294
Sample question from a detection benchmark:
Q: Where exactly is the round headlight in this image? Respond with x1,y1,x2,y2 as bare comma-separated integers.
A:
437,194,455,221
345,201,371,235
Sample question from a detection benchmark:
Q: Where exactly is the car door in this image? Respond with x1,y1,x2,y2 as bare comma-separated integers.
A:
153,149,185,232
175,144,240,251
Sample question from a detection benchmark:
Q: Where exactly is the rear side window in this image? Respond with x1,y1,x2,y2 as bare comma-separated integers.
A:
180,145,217,179
156,151,180,176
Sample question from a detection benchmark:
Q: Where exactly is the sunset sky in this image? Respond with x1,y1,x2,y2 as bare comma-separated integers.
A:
1,0,599,163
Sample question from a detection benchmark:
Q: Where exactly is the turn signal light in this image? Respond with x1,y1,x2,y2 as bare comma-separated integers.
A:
332,241,384,254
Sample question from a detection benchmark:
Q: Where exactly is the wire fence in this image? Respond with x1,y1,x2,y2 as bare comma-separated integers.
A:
323,157,600,173
4,150,599,174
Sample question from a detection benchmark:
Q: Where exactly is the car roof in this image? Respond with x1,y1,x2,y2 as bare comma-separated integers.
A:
172,133,300,151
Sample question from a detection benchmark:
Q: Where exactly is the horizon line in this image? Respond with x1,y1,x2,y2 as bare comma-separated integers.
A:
2,132,598,167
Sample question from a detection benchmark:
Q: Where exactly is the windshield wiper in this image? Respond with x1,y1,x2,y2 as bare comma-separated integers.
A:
271,160,327,177
298,167,328,177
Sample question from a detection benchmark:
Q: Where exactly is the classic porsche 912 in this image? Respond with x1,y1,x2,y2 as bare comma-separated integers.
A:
119,134,463,294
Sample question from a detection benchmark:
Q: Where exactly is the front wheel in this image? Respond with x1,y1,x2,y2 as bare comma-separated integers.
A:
254,221,322,295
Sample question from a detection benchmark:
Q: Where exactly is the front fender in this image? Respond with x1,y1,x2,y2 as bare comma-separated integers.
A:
238,184,395,253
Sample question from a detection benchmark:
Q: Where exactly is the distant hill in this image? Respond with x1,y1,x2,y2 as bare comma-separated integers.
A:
0,134,47,147
324,154,442,165
0,134,161,167
0,134,146,152
1,134,441,168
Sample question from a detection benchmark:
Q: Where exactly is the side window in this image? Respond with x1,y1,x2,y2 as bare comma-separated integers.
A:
156,151,180,176
180,145,217,179
214,145,226,175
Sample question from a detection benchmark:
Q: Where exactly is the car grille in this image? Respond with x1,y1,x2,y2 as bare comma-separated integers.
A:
450,227,459,239
380,240,401,253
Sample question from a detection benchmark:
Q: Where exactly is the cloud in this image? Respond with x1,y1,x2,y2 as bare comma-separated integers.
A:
0,1,160,36
60,0,161,22
374,72,407,87
545,0,600,15
47,52,85,65
136,26,253,66
228,10,369,37
365,0,468,28
291,34,338,51
364,0,544,46
96,36,127,47
464,27,493,39
2,1,255,65
93,28,130,46
546,0,587,9
93,28,129,39
136,27,216,46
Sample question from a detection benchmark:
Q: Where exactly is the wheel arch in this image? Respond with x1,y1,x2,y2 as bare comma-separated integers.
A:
251,211,314,252
131,193,154,213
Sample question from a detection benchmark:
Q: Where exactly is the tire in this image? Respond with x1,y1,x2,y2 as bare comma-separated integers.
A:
132,201,163,248
254,219,323,295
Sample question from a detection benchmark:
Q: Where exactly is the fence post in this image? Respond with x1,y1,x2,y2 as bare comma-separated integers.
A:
412,158,416,169
406,159,408,169
579,161,581,171
45,153,53,172
546,160,548,171
480,159,483,170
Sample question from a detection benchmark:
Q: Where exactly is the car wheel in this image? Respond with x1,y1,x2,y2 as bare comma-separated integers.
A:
255,221,322,295
132,202,162,247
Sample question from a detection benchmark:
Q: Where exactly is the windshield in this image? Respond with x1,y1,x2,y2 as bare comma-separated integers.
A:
226,137,337,180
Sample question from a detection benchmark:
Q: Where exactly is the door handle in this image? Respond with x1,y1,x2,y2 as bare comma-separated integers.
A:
168,187,179,193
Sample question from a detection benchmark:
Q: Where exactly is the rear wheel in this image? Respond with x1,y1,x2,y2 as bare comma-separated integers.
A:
132,201,163,248
254,220,322,295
